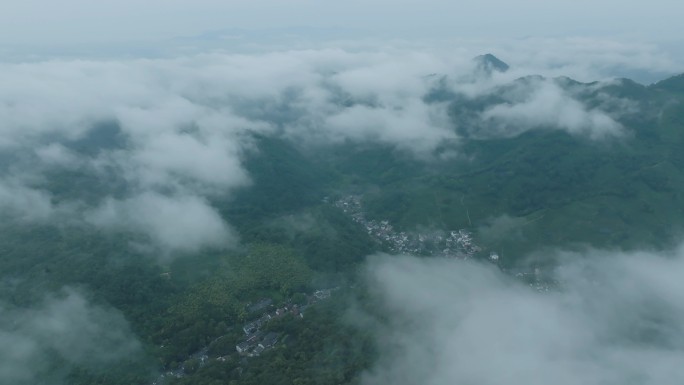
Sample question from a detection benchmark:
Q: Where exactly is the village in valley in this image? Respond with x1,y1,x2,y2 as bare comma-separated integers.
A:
152,288,336,385
235,288,333,357
331,195,482,259
153,195,543,384
331,195,553,292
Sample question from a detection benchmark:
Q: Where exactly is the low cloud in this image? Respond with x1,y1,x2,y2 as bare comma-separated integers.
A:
477,214,528,243
86,192,237,255
0,289,141,385
494,37,681,84
360,248,684,385
0,180,55,222
0,42,671,254
324,99,455,154
480,80,623,139
0,49,459,256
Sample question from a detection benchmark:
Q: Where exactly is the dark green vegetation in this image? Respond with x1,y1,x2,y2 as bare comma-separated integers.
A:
168,300,375,385
344,76,684,262
3,67,684,384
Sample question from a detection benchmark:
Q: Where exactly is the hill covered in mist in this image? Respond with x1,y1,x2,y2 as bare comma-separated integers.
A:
2,51,684,385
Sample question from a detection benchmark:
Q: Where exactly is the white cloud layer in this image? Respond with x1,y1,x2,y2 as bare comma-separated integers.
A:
0,180,55,222
361,249,684,385
87,192,236,255
481,80,624,139
0,49,461,255
0,289,141,385
0,44,669,253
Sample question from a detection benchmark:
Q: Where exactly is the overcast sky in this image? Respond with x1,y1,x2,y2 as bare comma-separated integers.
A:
1,0,683,47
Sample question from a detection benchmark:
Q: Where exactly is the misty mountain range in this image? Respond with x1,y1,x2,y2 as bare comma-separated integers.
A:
2,51,684,385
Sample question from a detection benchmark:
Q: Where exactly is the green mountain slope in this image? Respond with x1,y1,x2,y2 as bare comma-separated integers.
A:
2,65,684,385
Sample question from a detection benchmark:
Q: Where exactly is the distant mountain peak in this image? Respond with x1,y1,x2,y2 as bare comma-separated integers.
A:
474,54,510,74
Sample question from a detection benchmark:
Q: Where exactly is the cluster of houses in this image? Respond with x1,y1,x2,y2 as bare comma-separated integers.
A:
235,331,279,356
445,229,482,259
235,289,335,356
333,195,482,258
151,290,337,385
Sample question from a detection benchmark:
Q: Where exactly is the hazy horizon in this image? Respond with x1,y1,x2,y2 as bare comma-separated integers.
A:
2,1,684,85
2,0,684,44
